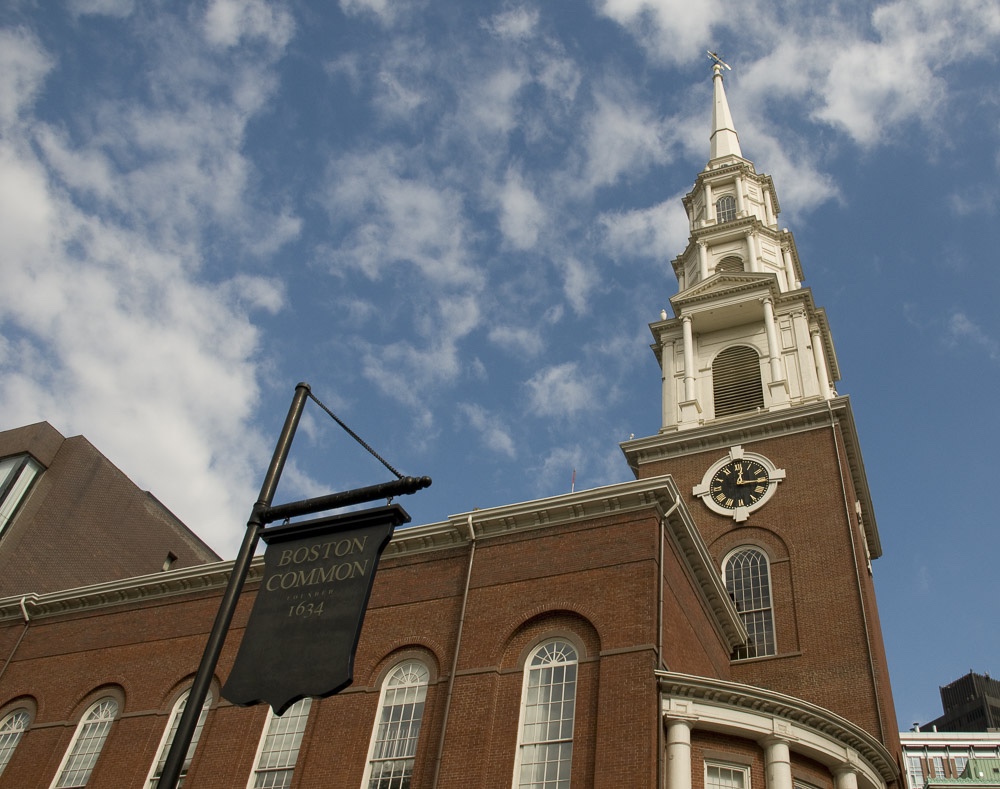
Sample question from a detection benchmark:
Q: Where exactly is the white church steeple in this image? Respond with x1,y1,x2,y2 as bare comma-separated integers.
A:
646,61,839,432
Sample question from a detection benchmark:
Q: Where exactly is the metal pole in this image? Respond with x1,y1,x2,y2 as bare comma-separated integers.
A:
157,382,312,788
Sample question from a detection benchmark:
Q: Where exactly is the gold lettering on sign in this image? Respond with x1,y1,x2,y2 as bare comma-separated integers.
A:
265,535,373,605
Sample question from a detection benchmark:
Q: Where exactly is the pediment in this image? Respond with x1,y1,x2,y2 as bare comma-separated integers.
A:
671,272,778,309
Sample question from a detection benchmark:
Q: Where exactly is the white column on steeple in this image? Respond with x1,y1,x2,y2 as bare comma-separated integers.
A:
811,328,831,398
698,241,709,280
763,188,775,226
762,298,782,382
710,64,742,161
682,316,696,402
734,173,746,215
782,246,799,289
745,231,759,272
661,339,676,428
704,181,714,223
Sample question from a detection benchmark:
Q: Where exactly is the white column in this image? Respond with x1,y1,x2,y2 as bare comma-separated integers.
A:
811,328,831,398
763,738,793,789
762,298,782,381
735,174,745,215
661,340,676,428
682,316,696,402
698,242,709,280
782,246,798,290
834,766,859,789
665,720,693,789
764,188,775,226
791,310,819,397
705,181,714,223
746,231,759,272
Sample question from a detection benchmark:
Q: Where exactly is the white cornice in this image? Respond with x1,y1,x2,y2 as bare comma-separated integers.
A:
658,671,899,789
0,477,748,648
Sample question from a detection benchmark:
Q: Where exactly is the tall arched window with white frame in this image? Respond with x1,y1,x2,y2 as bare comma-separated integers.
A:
724,547,776,659
513,639,578,789
361,659,429,788
50,697,118,788
146,689,213,788
0,707,30,776
247,697,312,789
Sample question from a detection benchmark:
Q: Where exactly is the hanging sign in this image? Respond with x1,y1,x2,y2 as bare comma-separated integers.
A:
222,504,408,714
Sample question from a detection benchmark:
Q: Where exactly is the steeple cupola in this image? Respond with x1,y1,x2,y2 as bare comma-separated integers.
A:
647,61,839,432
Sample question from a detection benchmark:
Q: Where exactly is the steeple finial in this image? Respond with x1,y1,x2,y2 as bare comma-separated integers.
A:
707,51,742,161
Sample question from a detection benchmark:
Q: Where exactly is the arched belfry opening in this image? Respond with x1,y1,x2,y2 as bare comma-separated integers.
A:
713,345,764,417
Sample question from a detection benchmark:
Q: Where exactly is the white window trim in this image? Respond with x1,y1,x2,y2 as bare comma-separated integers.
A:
705,760,751,789
722,544,777,659
144,689,212,788
245,698,312,789
511,639,579,789
359,659,430,789
49,696,119,789
0,707,30,776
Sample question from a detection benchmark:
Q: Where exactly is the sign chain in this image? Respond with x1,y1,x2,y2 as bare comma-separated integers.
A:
306,390,404,480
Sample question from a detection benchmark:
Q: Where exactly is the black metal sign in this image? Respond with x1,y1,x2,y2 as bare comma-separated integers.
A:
222,504,409,714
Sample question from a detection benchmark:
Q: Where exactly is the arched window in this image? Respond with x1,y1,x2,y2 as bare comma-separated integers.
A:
713,345,764,417
248,697,311,789
513,639,578,789
716,195,737,223
724,548,775,659
0,708,29,776
146,690,213,788
51,697,118,788
362,659,429,788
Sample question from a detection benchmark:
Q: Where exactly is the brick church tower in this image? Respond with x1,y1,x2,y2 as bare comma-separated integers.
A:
623,58,901,787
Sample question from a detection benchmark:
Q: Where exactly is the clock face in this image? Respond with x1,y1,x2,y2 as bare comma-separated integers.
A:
709,458,770,510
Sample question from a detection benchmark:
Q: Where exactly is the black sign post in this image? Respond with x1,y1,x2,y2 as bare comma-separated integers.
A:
156,383,430,789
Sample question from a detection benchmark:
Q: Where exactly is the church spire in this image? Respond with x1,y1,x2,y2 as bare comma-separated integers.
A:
709,60,742,162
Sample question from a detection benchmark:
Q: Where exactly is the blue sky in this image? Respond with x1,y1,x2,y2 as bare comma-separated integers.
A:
2,0,999,730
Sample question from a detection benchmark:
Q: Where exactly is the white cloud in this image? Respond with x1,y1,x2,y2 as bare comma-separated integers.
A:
596,0,721,64
525,362,596,418
947,312,1000,361
203,0,295,50
0,29,53,133
487,6,540,40
559,257,598,316
67,0,135,17
489,325,545,358
581,89,669,189
458,403,517,458
498,169,545,249
599,197,688,263
327,150,480,286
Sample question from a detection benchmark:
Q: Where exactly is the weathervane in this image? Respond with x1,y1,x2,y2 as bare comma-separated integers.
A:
707,50,732,71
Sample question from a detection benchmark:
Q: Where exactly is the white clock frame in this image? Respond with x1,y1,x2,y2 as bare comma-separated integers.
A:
692,445,786,522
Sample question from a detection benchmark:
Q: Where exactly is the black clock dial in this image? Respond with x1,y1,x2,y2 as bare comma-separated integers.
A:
709,459,770,509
